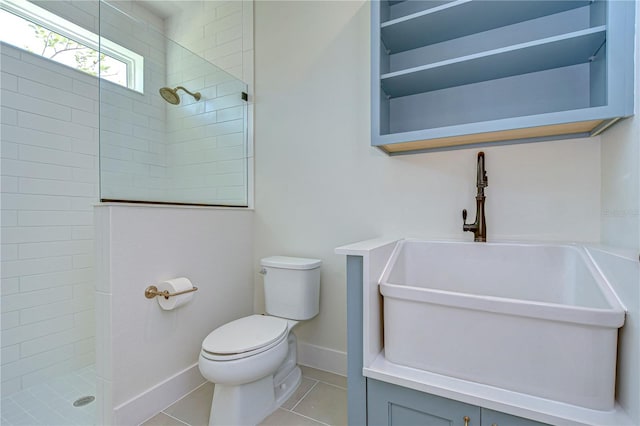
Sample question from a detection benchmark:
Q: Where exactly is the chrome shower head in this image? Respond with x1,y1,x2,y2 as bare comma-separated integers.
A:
159,86,201,105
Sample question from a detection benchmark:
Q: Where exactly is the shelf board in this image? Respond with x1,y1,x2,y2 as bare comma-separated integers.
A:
381,0,591,53
381,27,605,99
379,119,604,154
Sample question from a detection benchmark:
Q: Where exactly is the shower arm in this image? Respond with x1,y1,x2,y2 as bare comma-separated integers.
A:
175,86,201,100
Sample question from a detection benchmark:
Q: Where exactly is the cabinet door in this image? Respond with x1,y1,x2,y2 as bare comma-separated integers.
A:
481,408,551,426
368,379,480,426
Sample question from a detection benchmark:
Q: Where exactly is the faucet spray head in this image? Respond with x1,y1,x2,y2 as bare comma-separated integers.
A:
477,151,488,188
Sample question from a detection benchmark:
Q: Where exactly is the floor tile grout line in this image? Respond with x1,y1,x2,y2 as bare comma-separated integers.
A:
289,379,319,412
153,381,210,423
7,405,40,425
300,369,347,390
8,392,42,414
313,379,347,391
156,411,191,426
165,381,209,407
301,373,347,391
282,409,332,426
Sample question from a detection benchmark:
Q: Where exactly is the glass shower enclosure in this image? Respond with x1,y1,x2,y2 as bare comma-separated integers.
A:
99,1,250,207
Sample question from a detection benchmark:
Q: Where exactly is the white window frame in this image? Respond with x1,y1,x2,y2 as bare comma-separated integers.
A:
1,0,144,93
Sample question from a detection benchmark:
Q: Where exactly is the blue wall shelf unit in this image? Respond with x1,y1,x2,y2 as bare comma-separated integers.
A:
371,0,636,154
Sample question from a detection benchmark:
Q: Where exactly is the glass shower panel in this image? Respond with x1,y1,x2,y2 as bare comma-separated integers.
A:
98,1,249,206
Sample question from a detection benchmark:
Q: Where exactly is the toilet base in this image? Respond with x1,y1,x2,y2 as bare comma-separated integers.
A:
209,366,302,426
208,332,302,426
274,365,302,408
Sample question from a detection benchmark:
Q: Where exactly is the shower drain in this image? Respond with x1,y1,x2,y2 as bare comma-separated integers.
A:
73,396,95,407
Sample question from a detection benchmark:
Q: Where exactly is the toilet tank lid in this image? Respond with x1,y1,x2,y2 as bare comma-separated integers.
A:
261,256,322,270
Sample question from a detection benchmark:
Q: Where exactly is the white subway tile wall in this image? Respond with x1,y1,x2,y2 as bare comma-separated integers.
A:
165,0,254,206
1,11,100,386
164,65,247,204
1,41,98,397
98,92,169,201
96,1,169,202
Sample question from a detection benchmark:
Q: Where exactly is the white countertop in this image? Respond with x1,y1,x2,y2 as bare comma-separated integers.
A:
335,237,400,255
366,352,634,426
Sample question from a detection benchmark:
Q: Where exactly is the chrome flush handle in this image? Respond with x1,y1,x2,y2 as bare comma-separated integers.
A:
259,267,267,275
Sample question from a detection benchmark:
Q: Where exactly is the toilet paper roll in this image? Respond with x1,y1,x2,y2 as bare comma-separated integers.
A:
157,277,195,311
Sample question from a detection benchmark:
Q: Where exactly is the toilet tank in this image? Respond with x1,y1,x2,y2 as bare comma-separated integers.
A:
261,256,321,320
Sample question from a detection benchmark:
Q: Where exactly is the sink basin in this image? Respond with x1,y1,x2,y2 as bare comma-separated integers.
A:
379,239,625,410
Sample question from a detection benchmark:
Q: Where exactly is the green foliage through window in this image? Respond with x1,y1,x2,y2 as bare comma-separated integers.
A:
26,22,114,78
0,4,134,90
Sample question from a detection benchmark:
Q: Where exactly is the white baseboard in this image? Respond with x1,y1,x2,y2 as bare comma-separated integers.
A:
297,341,347,377
113,363,206,426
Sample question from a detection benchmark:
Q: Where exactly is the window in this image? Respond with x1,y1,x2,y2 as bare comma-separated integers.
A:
0,0,143,93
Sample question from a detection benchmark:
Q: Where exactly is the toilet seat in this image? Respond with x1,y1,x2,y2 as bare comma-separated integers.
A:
202,315,288,361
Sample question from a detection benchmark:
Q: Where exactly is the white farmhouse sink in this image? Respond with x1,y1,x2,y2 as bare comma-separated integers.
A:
379,239,626,410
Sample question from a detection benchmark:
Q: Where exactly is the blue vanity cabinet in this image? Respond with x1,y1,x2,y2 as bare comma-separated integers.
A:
368,379,480,426
481,408,552,426
346,255,367,425
371,0,636,154
368,379,552,426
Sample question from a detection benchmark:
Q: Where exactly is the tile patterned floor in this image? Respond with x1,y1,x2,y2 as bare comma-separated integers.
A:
141,366,347,426
0,365,96,426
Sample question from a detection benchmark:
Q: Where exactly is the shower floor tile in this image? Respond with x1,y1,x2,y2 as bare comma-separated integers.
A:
0,364,96,426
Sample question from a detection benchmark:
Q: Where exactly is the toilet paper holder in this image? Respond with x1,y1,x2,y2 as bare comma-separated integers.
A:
144,285,198,300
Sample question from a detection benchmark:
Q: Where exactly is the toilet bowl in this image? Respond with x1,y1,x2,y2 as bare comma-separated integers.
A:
199,315,300,425
198,256,321,426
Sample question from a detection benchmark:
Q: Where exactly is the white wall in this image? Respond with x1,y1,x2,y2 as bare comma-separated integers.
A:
600,4,640,253
253,1,603,370
601,117,639,250
1,42,98,396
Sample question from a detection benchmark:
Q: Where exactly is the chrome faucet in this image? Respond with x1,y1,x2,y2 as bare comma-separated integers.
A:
462,151,488,242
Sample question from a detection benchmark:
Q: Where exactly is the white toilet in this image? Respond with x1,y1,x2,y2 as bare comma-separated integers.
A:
198,256,321,426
